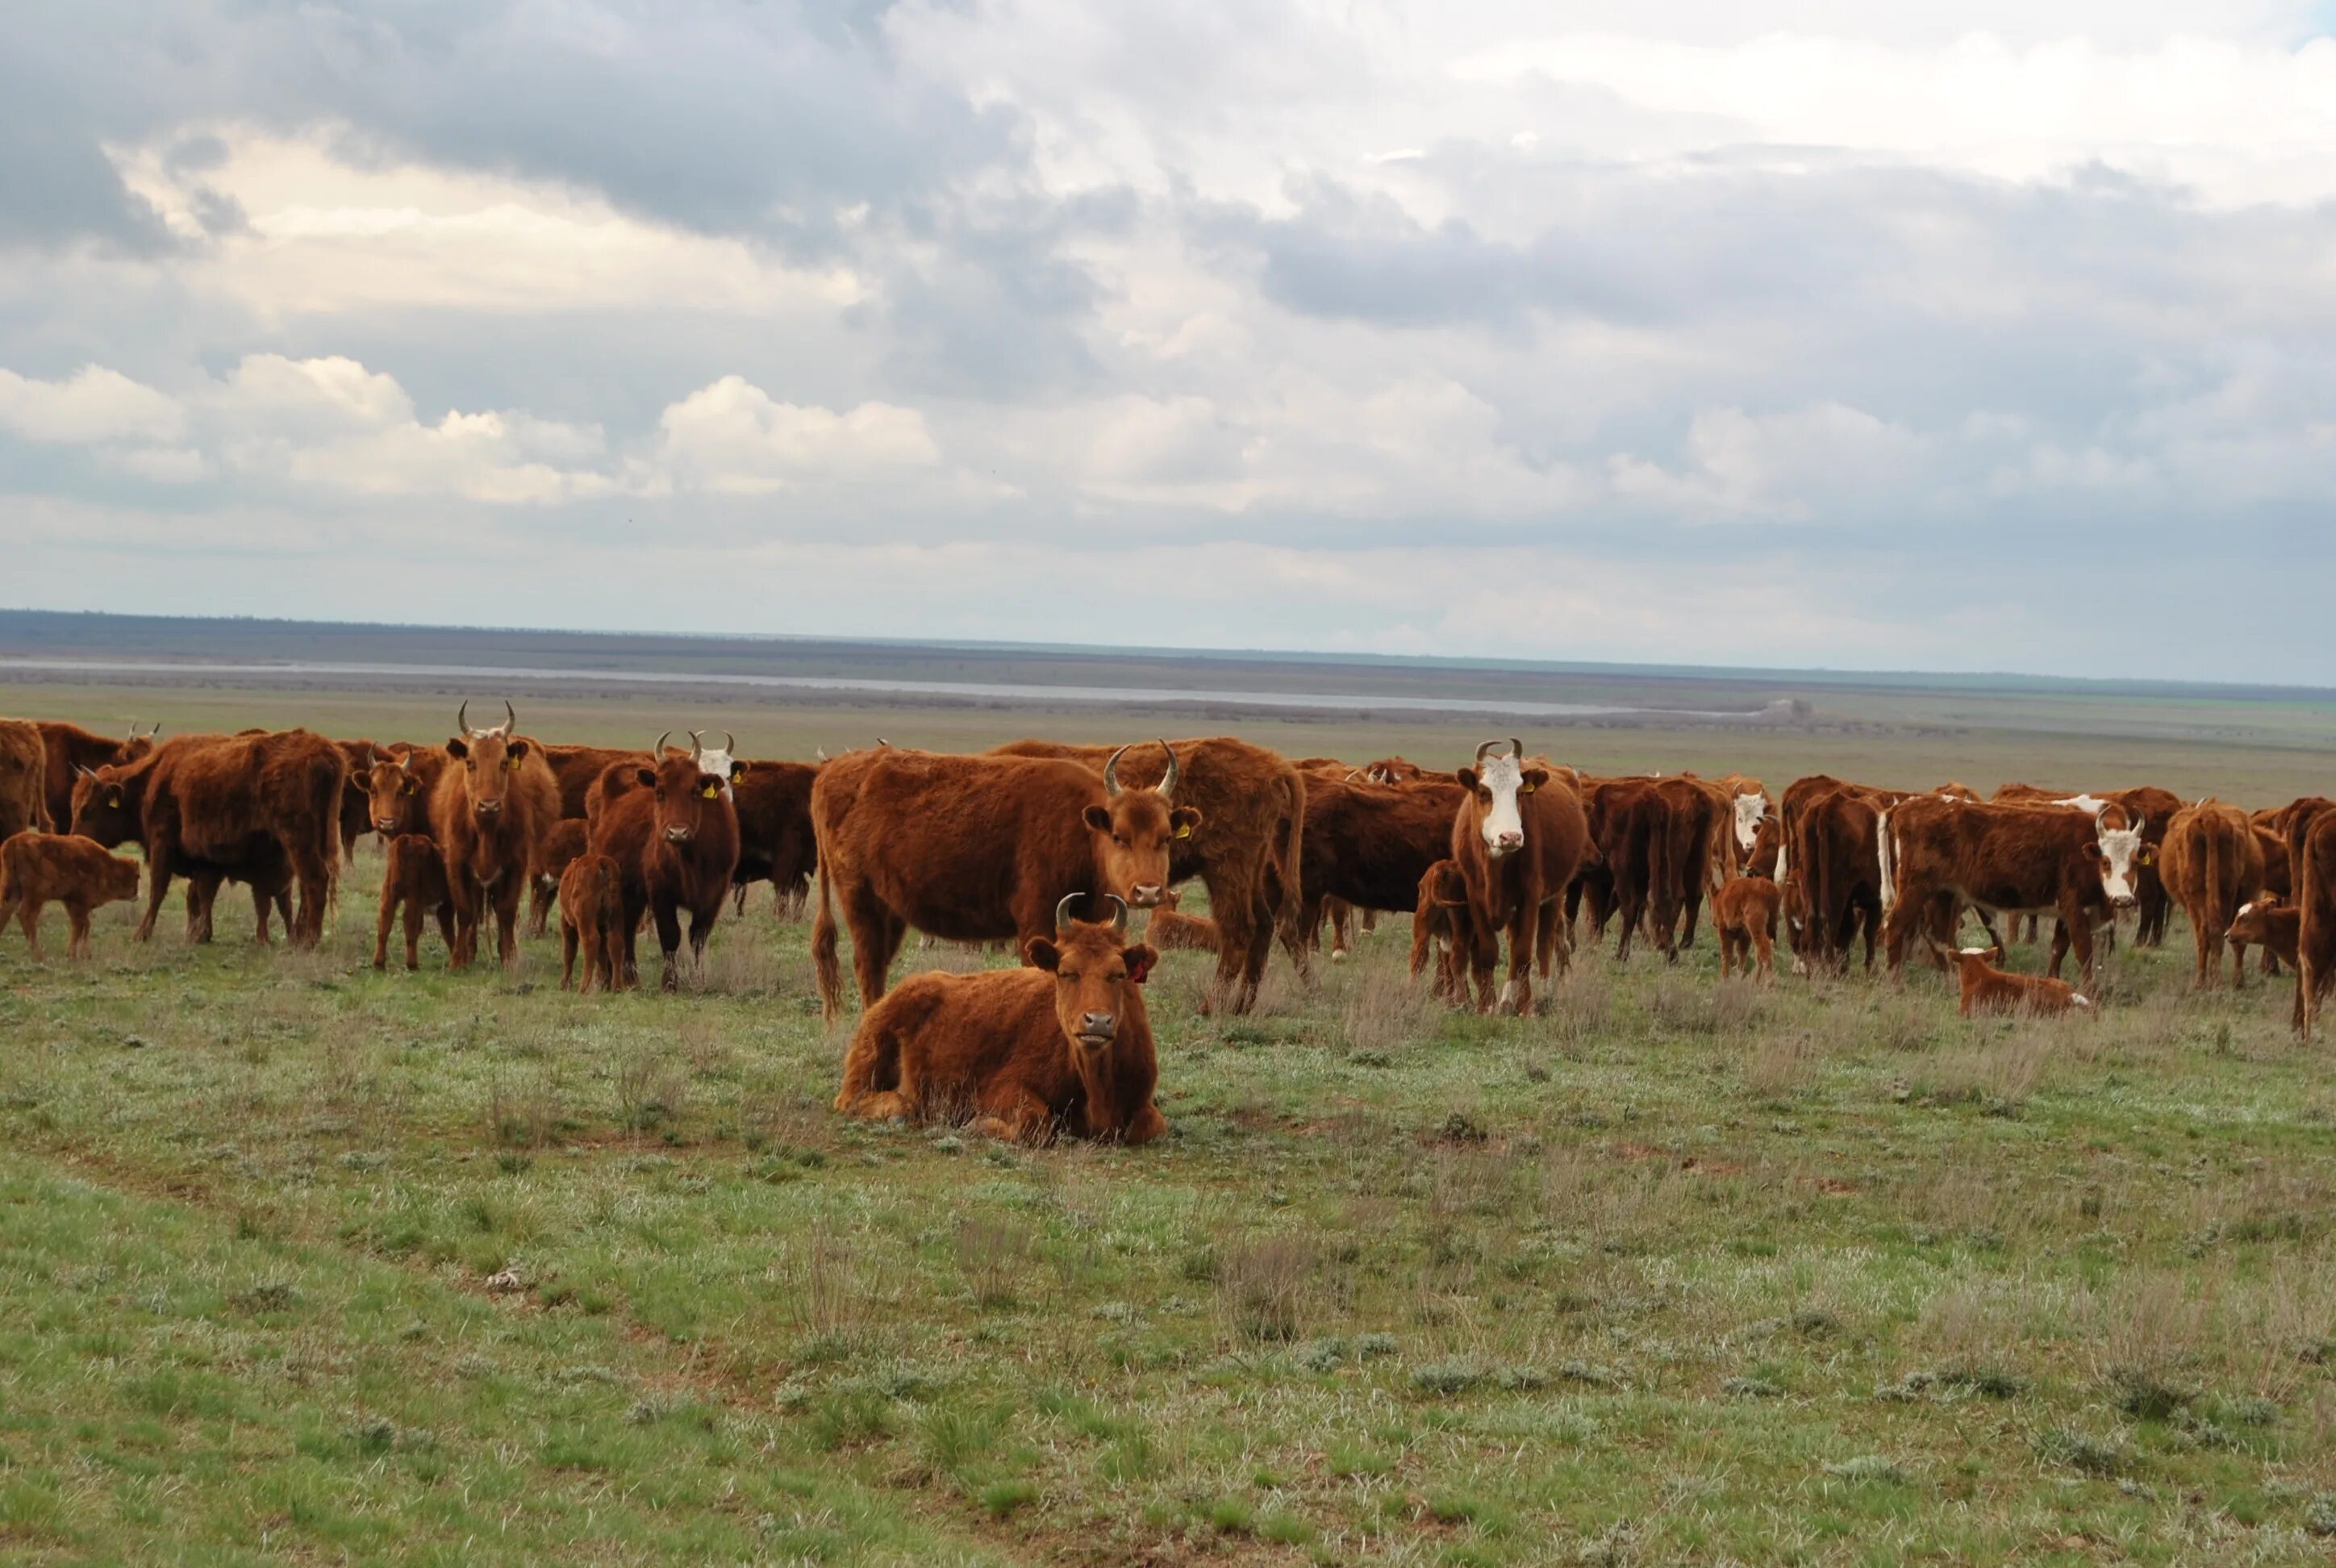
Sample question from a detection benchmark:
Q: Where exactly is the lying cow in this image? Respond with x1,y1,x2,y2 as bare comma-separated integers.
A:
0,833,142,961
834,894,1164,1145
1933,941,2092,1017
558,853,626,994
1144,886,1220,953
1712,875,1781,984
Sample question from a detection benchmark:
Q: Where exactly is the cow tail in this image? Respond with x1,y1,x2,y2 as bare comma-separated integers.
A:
1270,776,1305,950
0,837,16,924
2202,811,2225,934
1875,809,1896,917
810,856,844,1021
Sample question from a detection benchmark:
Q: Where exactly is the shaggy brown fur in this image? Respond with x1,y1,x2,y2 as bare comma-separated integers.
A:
70,729,343,947
1934,941,2091,1017
1449,742,1589,1015
540,744,650,820
2300,812,2336,1040
557,852,626,993
991,736,1299,1014
375,833,455,971
1712,875,1781,983
2157,800,2263,989
528,819,590,936
728,758,819,914
1144,886,1220,953
588,744,742,992
36,720,156,834
428,705,560,970
1408,858,1469,1001
1879,797,2138,986
835,899,1163,1145
814,744,1200,1019
0,719,50,840
1295,772,1467,962
0,833,141,959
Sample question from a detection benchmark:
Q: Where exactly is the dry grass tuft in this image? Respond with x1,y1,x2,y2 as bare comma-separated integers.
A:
1220,1234,1316,1344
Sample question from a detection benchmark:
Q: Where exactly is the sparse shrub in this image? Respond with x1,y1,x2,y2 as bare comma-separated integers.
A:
1220,1236,1313,1343
1409,1360,1483,1395
954,1217,1032,1311
2039,1426,2125,1476
1825,1454,1906,1484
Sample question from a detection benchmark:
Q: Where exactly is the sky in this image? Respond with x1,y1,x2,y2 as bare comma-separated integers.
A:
5,2,2336,682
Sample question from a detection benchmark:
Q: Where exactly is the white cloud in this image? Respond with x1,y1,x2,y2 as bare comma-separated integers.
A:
649,376,941,495
0,365,184,445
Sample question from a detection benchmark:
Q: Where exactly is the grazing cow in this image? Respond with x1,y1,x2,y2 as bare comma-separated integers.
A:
588,736,744,992
1408,858,1470,1001
2156,800,2263,990
728,757,819,915
541,744,650,820
1712,875,1781,983
0,833,141,960
816,743,1201,1018
1933,942,2092,1017
558,853,626,994
1787,786,1892,975
1295,771,1469,964
430,703,560,971
1145,886,1220,953
374,833,455,971
1575,777,1713,961
69,729,343,947
1879,797,2143,984
834,895,1164,1145
37,721,157,835
0,719,49,840
2228,897,2302,1024
2278,798,2336,916
2299,811,2336,1040
528,819,590,936
991,737,1300,1013
332,739,378,862
1449,740,1590,1015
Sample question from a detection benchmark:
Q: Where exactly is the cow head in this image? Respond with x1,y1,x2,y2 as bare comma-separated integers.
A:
1083,740,1201,909
677,730,743,800
368,750,432,835
2092,807,2146,908
1454,739,1548,860
69,764,137,846
444,701,528,820
2227,895,2287,947
121,721,160,763
1732,791,1769,855
640,732,740,845
1025,893,1156,1057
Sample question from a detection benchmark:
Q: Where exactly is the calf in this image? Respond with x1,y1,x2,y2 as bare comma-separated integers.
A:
0,833,142,960
1712,875,1781,984
1145,886,1220,953
558,853,626,994
589,736,743,992
2227,896,2301,1026
1878,796,2142,986
528,819,590,936
374,834,455,971
835,895,1164,1145
1934,942,2092,1017
1408,858,1470,1002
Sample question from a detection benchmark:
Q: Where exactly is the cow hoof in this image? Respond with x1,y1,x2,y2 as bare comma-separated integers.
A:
1331,948,1348,964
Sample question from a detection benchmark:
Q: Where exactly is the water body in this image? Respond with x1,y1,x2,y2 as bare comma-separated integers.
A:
0,657,1780,722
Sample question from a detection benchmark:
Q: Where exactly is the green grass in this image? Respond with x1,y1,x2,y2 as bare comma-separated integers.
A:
6,679,2336,1562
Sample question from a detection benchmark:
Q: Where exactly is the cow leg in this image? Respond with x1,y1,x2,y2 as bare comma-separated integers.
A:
653,894,686,993
491,878,524,969
732,881,750,917
618,890,645,989
2189,902,2214,990
2228,936,2248,990
373,878,396,970
444,871,479,972
528,876,555,939
65,902,94,961
839,885,897,1009
1754,924,1775,985
433,901,456,962
1536,895,1566,979
686,901,718,970
561,917,579,990
1327,898,1352,963
17,898,45,961
403,892,428,972
131,838,173,944
1501,901,1538,1015
970,1085,1056,1146
249,883,275,946
287,841,331,950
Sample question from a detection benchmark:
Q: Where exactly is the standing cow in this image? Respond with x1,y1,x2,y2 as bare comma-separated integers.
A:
1449,740,1589,1015
2158,800,2263,990
589,735,744,992
37,720,157,835
430,703,559,971
1878,796,2144,985
0,719,49,840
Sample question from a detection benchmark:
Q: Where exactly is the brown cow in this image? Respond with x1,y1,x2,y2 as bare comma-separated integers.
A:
1295,771,1469,963
1145,886,1220,953
365,747,446,840
2299,811,2336,1040
1712,875,1781,984
1408,858,1470,1001
1992,783,2181,945
528,819,591,936
1786,786,1891,974
2228,896,2301,1024
588,736,744,992
69,729,343,947
0,719,50,840
1879,797,2143,984
991,736,1300,1013
815,743,1200,1019
374,833,455,972
2277,798,2336,920
2157,800,2262,990
1362,757,1429,785
728,757,820,915
2248,810,2295,976
558,852,626,994
430,703,559,971
1933,942,2092,1017
1449,740,1589,1015
1575,777,1713,962
541,743,649,820
36,720,157,835
834,894,1164,1145
0,833,141,959
333,739,378,863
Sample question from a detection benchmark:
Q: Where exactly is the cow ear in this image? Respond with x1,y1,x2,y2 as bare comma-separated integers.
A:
1122,944,1158,984
1082,804,1112,834
634,768,657,788
1024,936,1062,971
445,738,469,759
729,761,748,782
1521,768,1550,793
506,740,529,761
1455,767,1479,791
1170,805,1203,839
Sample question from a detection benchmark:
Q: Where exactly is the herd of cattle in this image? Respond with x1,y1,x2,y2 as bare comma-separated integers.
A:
2,710,2334,1144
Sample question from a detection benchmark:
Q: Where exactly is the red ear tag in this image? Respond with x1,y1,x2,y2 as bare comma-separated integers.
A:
1128,956,1153,984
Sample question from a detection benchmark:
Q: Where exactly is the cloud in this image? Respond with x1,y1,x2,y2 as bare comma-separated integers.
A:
650,375,941,494
0,365,184,445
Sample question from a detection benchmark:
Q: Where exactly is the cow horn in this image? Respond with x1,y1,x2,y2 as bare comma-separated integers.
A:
815,746,829,762
1154,740,1178,799
722,731,736,756
653,730,673,757
457,701,472,734
1054,892,1084,932
73,763,95,778
1474,740,1502,763
398,749,412,774
502,701,516,735
688,730,703,762
1103,744,1129,797
1509,737,1523,760
1103,894,1129,934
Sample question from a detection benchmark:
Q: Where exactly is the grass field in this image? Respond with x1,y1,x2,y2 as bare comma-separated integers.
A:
5,678,2336,1564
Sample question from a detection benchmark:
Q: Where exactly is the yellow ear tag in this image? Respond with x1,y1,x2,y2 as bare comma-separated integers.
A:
1174,825,1191,839
109,790,123,809
702,783,720,799
1521,783,1536,794
507,757,522,770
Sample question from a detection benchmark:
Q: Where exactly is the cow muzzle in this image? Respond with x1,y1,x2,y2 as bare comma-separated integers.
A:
665,825,693,843
373,817,399,832
1127,883,1165,908
1074,1012,1116,1048
1487,830,1523,858
474,799,503,818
